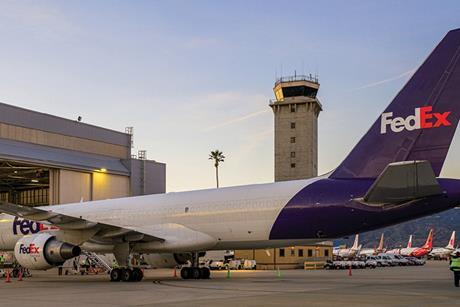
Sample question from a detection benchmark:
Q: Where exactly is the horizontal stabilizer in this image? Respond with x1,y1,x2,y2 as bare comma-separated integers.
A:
363,161,442,204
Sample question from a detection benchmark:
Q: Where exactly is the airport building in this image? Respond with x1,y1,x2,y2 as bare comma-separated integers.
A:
0,102,165,207
235,244,332,270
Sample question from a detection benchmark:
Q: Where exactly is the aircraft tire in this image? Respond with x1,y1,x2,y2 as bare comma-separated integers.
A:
110,268,122,282
121,268,133,282
191,267,201,279
181,267,191,279
132,268,144,282
200,267,210,279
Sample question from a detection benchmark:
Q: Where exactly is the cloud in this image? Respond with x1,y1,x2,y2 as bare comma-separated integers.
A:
204,109,270,131
352,68,416,91
231,127,274,165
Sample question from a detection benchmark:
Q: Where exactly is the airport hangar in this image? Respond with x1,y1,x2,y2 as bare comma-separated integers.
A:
0,102,165,208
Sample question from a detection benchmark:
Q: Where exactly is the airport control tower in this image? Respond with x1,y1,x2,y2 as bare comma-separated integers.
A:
270,74,322,181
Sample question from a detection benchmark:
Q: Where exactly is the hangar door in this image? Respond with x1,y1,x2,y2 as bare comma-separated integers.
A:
0,160,49,207
54,170,129,203
57,170,92,204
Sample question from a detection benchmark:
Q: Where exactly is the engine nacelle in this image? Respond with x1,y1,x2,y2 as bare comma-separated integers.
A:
143,253,205,268
14,233,81,270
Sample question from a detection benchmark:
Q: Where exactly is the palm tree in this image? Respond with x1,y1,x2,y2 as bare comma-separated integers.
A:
209,150,225,188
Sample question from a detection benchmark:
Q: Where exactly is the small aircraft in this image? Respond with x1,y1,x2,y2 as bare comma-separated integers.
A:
359,233,385,257
429,231,456,259
333,234,361,259
398,229,434,257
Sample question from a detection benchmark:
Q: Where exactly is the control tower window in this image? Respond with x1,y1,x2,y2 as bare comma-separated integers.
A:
290,137,296,143
291,122,296,129
291,163,296,168
283,86,318,98
290,105,296,113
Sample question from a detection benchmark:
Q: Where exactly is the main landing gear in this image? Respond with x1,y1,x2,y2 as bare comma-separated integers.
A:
180,251,210,280
111,243,144,282
180,267,210,280
110,268,144,282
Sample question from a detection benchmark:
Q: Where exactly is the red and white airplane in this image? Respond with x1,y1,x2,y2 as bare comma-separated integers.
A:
399,229,434,257
387,235,411,255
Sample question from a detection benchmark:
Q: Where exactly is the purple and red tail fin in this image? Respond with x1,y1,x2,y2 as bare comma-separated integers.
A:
331,29,460,179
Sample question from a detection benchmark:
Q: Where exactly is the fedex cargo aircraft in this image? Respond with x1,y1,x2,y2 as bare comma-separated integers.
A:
1,29,460,282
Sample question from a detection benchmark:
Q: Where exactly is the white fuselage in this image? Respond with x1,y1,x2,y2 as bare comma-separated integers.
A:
333,247,360,259
0,177,325,252
0,214,59,251
429,247,454,258
399,248,417,256
359,248,377,257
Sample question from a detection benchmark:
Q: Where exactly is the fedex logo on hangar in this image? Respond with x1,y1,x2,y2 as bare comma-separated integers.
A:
381,106,451,134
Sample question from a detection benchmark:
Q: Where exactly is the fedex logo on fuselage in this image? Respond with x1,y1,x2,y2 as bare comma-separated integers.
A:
381,106,451,134
13,217,58,235
18,243,40,255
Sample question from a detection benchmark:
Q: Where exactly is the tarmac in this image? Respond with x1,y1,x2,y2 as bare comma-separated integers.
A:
0,261,459,307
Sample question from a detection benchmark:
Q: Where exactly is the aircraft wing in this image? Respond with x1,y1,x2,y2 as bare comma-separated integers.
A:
0,201,164,243
363,160,443,204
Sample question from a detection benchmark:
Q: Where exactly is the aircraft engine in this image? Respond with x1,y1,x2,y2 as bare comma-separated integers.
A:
14,233,81,270
143,252,205,268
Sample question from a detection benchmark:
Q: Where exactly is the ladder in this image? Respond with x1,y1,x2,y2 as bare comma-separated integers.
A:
82,252,112,273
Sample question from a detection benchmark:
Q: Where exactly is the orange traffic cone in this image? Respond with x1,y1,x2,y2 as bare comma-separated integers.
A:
348,264,352,276
18,270,23,282
5,270,11,283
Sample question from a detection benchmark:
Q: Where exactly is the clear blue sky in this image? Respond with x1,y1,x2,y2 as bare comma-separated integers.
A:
0,0,459,191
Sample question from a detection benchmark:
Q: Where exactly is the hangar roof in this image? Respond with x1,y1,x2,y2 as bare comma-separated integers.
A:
0,102,130,147
0,138,129,175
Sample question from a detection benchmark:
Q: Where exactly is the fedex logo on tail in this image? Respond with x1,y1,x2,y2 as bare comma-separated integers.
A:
18,243,40,255
381,106,451,134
